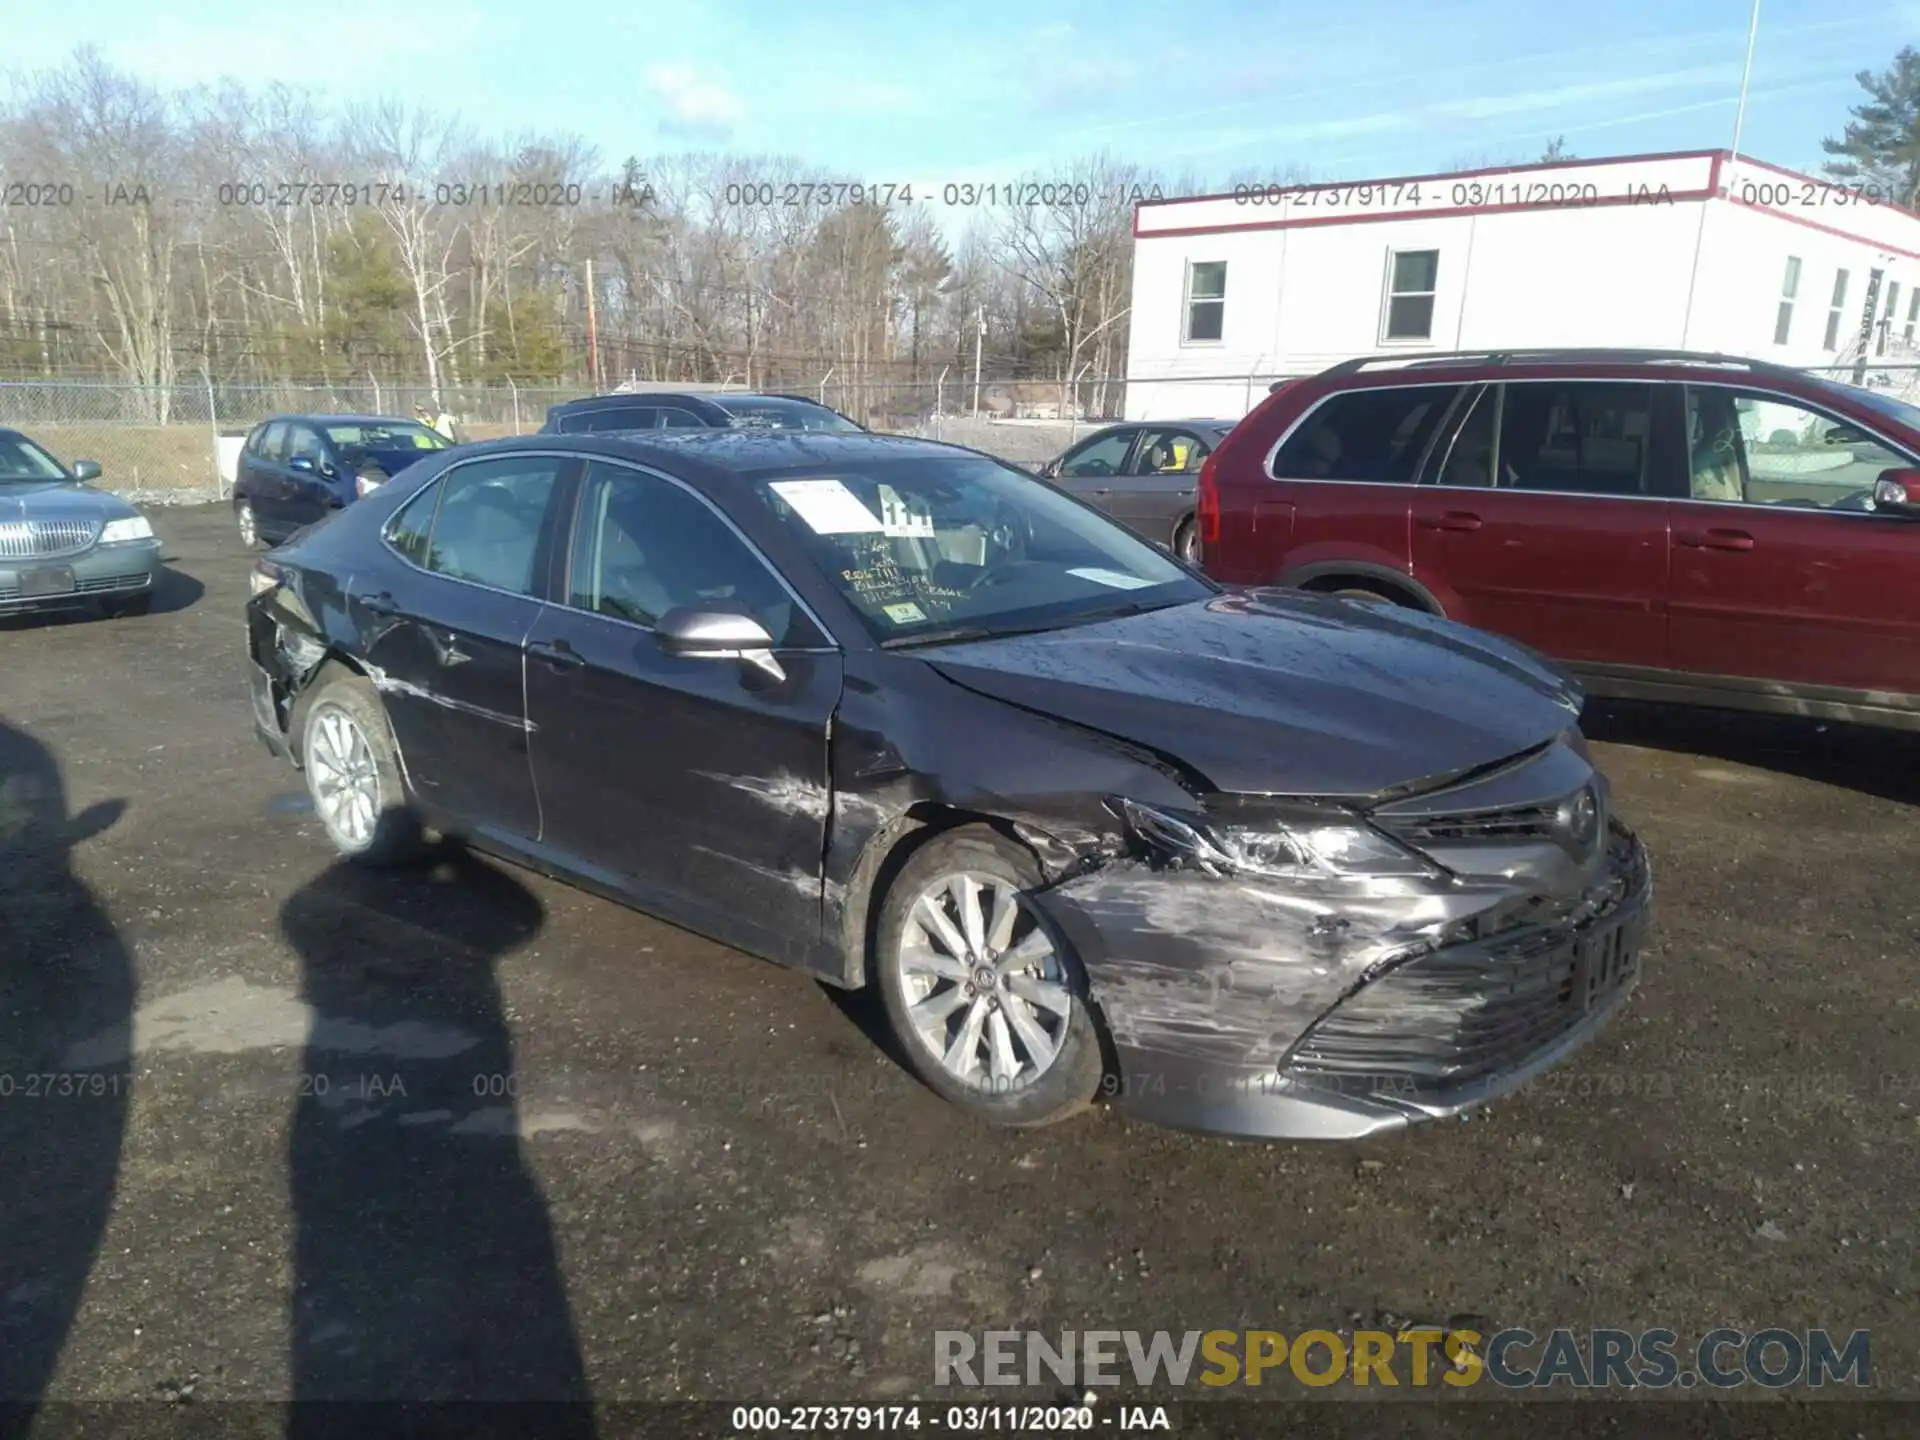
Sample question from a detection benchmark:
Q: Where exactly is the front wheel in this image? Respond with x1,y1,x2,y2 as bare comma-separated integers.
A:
298,672,423,865
875,825,1104,1127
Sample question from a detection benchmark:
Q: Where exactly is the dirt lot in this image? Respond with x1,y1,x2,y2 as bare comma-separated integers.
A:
0,505,1914,1428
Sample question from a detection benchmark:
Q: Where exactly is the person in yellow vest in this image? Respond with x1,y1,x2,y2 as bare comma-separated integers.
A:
415,402,457,442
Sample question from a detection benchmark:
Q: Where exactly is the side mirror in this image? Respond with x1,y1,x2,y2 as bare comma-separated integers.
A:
1824,423,1871,446
1871,467,1920,516
288,456,317,474
1038,459,1059,478
655,606,784,682
71,460,102,482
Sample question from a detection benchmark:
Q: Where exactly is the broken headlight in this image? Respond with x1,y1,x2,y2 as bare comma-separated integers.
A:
1112,798,1440,881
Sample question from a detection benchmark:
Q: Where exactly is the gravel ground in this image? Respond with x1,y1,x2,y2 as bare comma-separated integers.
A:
0,506,1914,1428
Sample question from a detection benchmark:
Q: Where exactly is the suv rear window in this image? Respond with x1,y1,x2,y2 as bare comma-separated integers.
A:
1271,385,1462,483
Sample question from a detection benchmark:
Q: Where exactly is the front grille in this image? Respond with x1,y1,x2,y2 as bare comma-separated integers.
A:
0,518,99,559
1376,800,1562,846
1283,829,1648,1099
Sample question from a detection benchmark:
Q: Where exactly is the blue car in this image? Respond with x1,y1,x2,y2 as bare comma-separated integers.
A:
232,414,454,549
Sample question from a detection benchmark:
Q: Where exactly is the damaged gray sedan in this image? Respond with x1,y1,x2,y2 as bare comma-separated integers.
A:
244,430,1651,1140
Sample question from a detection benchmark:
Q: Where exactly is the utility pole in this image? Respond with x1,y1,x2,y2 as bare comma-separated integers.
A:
972,305,985,418
1727,0,1761,193
585,257,600,390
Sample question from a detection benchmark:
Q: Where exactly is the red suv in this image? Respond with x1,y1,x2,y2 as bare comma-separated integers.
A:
1199,348,1920,730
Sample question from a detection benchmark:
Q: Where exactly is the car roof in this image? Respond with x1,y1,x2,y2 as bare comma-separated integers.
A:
492,426,982,478
259,414,426,426
1298,348,1809,391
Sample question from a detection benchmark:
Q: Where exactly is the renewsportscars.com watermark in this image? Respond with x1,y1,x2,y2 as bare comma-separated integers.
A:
934,1327,1871,1390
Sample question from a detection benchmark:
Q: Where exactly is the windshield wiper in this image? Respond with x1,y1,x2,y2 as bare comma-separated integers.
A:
881,598,1184,650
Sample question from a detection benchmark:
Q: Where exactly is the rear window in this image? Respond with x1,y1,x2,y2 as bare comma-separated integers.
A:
712,398,862,432
1271,385,1463,483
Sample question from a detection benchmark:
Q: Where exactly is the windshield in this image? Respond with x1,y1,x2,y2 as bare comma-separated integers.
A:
0,434,71,483
1806,377,1920,436
745,452,1209,644
714,398,862,432
323,421,449,452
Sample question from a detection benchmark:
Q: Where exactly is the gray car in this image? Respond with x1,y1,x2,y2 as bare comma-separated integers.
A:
1036,420,1237,562
0,429,162,618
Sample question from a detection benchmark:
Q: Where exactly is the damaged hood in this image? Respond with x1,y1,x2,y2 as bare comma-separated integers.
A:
923,588,1581,798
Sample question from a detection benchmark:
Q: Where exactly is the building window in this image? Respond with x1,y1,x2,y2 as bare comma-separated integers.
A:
1882,281,1902,355
1905,289,1918,345
1823,269,1850,351
1773,256,1801,346
1382,250,1439,342
1183,261,1226,343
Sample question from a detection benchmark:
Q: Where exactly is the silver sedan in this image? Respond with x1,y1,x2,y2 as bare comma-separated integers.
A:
1033,420,1236,562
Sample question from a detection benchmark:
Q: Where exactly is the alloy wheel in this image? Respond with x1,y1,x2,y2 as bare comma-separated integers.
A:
895,872,1073,1093
306,705,381,850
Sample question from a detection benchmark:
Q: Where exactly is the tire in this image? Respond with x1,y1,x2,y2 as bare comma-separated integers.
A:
875,825,1104,1127
1172,515,1199,564
297,671,424,865
236,499,264,550
1325,583,1404,606
103,594,152,618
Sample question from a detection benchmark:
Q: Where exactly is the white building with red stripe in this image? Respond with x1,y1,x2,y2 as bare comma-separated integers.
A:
1123,150,1920,421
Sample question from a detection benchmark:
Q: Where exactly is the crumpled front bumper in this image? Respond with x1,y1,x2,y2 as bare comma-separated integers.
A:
1031,822,1653,1141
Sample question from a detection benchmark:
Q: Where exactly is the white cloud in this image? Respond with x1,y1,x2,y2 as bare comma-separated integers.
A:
643,61,745,139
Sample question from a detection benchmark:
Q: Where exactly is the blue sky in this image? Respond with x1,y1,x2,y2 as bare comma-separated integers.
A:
5,0,1913,188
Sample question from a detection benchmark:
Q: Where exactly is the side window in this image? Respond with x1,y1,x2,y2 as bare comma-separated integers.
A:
565,461,800,644
1058,430,1133,478
387,482,441,565
286,426,326,464
1130,429,1211,475
657,407,707,429
260,422,291,461
579,407,660,433
1495,383,1652,497
1685,387,1908,508
420,457,563,594
245,425,267,457
1433,387,1497,487
1272,385,1463,483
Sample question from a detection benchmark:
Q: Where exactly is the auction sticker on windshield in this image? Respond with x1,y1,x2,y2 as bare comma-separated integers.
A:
1068,566,1157,590
768,478,883,533
883,601,928,625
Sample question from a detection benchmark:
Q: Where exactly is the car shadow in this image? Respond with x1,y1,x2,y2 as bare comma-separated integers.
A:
1581,698,1920,807
279,849,595,1429
147,564,205,616
0,718,134,1413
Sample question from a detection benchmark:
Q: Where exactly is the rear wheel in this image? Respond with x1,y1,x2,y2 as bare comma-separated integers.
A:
298,672,423,865
1172,515,1199,564
875,826,1104,1127
236,499,263,549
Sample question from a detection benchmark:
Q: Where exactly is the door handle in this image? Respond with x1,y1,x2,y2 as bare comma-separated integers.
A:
1676,528,1755,552
358,591,399,616
1421,511,1483,532
528,638,584,670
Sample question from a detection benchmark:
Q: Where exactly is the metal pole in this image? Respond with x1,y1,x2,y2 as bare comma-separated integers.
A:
972,306,984,418
509,377,521,434
585,258,600,391
1727,0,1761,190
819,367,834,404
936,364,948,440
204,365,222,499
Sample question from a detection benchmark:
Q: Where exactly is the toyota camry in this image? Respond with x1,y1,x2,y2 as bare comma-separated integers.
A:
243,429,1652,1139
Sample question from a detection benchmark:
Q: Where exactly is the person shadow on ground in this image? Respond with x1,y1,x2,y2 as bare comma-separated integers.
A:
0,718,133,1414
280,848,594,1437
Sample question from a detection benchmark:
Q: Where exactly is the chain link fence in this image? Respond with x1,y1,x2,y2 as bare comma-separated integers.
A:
9,359,1919,505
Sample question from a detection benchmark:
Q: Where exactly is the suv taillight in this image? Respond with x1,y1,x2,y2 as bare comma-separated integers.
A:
1196,453,1221,544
